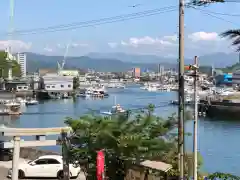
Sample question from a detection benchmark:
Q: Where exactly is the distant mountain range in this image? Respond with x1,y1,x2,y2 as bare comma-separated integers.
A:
25,52,240,72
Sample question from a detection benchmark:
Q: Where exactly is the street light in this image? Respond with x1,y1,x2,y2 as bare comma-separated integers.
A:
187,56,199,180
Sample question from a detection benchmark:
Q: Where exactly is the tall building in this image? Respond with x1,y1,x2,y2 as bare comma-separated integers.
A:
158,64,164,76
133,67,140,78
16,53,27,77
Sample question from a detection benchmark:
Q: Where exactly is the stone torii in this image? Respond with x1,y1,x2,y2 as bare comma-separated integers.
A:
0,126,71,180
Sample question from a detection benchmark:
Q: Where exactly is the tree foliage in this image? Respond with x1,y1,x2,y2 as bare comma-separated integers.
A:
65,105,200,180
207,172,240,180
73,76,80,90
221,29,240,52
191,0,224,6
0,51,21,78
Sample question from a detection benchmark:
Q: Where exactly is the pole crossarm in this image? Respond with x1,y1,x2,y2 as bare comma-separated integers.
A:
0,126,72,136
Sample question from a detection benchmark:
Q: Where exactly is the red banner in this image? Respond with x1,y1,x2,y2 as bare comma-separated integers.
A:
97,150,105,180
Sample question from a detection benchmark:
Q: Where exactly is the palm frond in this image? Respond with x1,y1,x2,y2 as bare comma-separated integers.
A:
191,0,224,6
221,29,240,39
221,29,240,52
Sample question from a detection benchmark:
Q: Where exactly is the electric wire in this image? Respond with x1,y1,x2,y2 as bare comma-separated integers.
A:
189,5,240,26
189,5,240,17
4,5,183,36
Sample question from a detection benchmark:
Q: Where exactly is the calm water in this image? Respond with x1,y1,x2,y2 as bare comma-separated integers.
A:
1,86,240,175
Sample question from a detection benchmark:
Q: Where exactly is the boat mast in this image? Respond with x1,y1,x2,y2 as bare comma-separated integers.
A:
114,96,117,106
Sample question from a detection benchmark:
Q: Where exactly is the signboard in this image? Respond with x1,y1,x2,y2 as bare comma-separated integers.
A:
184,65,191,71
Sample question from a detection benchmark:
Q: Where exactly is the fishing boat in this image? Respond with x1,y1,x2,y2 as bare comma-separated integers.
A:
0,102,22,115
16,98,27,106
79,87,109,98
25,98,39,106
101,104,125,115
101,96,125,115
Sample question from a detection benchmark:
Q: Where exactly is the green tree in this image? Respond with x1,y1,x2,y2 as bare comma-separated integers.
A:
73,76,80,90
207,172,240,180
65,105,197,180
0,51,21,78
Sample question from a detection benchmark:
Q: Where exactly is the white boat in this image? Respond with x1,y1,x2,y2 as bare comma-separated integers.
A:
147,86,157,92
16,98,27,106
4,101,21,107
101,104,125,115
26,99,38,105
101,96,125,115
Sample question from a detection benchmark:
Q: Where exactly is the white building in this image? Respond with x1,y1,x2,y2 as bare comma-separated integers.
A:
16,53,27,77
41,74,74,91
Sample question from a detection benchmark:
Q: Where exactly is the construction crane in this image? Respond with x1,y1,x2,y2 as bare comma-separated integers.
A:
57,43,71,74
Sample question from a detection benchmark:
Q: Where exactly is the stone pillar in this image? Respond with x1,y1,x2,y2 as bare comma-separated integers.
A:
12,136,20,180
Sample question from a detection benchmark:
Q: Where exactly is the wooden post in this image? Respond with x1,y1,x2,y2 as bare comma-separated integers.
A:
62,131,70,180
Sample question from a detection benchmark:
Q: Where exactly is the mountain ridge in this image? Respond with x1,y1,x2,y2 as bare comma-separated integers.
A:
24,52,239,72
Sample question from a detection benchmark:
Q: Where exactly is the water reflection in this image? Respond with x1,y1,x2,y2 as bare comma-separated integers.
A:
0,115,19,127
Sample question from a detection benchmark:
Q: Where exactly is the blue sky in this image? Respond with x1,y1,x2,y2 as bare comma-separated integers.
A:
0,0,239,57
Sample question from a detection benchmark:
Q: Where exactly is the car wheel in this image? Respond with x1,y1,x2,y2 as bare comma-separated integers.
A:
18,170,25,179
57,170,64,180
57,171,72,179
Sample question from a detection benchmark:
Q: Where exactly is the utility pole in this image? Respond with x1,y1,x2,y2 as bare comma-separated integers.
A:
178,0,185,178
62,131,70,180
193,56,199,180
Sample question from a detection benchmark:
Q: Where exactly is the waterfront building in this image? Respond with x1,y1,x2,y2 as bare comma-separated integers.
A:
5,80,30,92
58,70,79,77
232,70,240,85
215,73,232,86
16,53,27,77
40,74,74,91
39,69,57,76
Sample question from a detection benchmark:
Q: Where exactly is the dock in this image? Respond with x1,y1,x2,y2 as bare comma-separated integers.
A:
198,95,240,119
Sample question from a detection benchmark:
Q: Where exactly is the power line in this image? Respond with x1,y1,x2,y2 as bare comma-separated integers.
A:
189,5,240,26
189,5,240,17
6,5,178,36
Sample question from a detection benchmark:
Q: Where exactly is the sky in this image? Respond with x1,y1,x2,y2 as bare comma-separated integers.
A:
0,0,239,58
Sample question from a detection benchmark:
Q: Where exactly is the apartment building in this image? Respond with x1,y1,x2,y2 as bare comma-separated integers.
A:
16,53,27,77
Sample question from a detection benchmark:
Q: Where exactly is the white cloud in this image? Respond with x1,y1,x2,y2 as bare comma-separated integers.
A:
121,36,174,47
105,31,233,57
57,42,89,49
163,35,178,42
43,46,53,52
108,42,118,48
188,32,220,41
0,40,32,51
121,41,127,46
78,43,89,47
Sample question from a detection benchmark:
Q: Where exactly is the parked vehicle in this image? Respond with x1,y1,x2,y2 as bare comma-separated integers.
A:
0,148,12,161
7,155,81,179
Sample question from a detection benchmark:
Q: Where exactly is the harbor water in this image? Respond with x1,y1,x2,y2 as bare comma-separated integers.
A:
0,86,239,175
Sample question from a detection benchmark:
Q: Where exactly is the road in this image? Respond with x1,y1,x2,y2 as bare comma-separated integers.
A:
0,159,86,180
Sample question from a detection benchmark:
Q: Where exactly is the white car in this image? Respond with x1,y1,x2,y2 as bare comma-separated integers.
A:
8,155,81,179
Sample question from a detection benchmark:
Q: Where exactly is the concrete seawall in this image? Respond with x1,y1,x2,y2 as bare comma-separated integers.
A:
20,147,60,160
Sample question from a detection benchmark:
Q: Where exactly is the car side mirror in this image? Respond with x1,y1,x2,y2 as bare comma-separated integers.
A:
30,162,36,166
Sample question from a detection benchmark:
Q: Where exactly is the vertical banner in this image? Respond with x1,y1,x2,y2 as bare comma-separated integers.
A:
97,150,105,180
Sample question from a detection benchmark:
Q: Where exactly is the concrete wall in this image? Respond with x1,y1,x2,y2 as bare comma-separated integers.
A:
20,147,60,160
